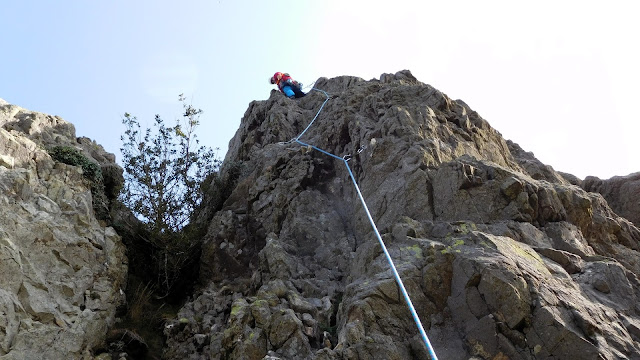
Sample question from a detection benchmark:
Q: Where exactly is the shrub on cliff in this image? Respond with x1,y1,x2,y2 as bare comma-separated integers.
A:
48,145,110,220
119,94,220,296
120,95,219,233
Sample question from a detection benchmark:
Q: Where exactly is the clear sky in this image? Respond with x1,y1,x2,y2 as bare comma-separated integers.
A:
1,1,638,180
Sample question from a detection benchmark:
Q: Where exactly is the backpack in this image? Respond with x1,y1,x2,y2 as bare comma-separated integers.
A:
284,74,303,90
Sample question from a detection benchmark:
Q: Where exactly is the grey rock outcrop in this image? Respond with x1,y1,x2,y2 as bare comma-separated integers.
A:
582,172,640,227
161,71,640,360
0,99,127,359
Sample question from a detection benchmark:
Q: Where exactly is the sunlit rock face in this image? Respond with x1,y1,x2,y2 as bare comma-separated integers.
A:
0,99,127,359
165,71,640,359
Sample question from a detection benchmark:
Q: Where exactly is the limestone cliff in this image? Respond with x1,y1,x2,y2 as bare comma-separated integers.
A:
0,99,127,359
164,71,640,359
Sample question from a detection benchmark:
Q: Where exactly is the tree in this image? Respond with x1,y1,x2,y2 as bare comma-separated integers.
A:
120,94,220,295
121,94,219,234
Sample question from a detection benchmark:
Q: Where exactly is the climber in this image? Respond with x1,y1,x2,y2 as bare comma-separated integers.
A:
270,72,306,98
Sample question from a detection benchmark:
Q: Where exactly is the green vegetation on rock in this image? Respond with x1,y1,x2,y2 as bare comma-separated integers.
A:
48,145,109,220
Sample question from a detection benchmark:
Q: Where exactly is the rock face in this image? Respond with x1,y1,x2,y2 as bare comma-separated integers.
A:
582,172,640,228
163,71,640,359
0,99,127,359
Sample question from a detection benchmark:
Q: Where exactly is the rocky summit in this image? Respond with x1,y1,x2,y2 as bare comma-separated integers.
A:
164,71,640,360
2,69,640,360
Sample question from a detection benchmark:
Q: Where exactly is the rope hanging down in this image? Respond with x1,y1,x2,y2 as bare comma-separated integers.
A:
284,88,439,360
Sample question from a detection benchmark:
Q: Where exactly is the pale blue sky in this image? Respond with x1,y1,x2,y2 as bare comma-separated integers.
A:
1,1,638,179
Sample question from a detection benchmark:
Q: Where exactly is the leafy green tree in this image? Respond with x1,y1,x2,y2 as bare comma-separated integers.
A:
121,94,219,234
120,94,220,295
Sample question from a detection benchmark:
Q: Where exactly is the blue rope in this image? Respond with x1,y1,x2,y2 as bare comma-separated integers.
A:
296,88,331,141
343,162,438,360
288,87,438,360
295,140,344,161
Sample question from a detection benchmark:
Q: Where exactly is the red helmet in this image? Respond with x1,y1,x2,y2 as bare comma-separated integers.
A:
271,72,284,84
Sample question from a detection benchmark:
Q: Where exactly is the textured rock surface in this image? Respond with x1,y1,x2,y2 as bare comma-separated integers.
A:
0,99,127,359
582,172,640,227
163,71,640,359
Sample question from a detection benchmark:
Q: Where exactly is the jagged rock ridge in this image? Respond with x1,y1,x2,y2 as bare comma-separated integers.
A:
164,71,640,359
0,98,127,359
582,172,640,228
